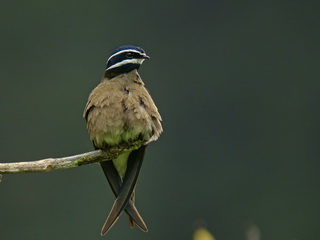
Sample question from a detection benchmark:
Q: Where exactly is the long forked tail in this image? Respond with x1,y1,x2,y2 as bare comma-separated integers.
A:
100,146,146,235
100,158,148,232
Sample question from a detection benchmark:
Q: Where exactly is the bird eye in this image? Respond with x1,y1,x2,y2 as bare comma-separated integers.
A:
126,52,134,58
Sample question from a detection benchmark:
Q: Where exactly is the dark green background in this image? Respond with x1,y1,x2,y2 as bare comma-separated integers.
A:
1,0,319,239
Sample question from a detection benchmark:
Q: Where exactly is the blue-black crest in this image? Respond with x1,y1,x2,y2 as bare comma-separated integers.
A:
105,45,149,79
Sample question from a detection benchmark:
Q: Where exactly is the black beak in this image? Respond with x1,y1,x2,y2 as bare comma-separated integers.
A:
142,54,150,60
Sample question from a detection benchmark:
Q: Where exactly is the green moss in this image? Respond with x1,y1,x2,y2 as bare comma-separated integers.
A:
76,156,89,166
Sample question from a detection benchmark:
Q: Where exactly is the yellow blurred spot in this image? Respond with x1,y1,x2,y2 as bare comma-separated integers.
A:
193,228,216,240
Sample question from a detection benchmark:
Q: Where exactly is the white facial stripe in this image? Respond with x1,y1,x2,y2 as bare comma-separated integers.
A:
107,49,143,62
106,58,145,70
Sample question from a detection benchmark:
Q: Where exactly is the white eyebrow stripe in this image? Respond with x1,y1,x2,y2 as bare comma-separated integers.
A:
106,58,145,70
107,49,143,62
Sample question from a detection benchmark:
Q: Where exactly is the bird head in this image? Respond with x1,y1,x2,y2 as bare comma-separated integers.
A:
105,45,150,78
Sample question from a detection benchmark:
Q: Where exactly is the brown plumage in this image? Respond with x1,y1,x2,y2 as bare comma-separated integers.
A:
84,70,162,149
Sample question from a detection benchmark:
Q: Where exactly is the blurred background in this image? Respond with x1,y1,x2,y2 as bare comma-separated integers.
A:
0,0,319,239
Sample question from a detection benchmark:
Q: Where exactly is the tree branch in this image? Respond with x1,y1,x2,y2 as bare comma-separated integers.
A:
0,141,144,179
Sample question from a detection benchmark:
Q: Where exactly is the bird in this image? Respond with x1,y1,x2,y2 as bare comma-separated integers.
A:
83,45,163,235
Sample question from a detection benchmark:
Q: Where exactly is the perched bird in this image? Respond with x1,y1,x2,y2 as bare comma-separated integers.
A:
83,45,163,235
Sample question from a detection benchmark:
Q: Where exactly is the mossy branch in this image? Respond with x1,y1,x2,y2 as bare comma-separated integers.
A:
0,141,145,179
